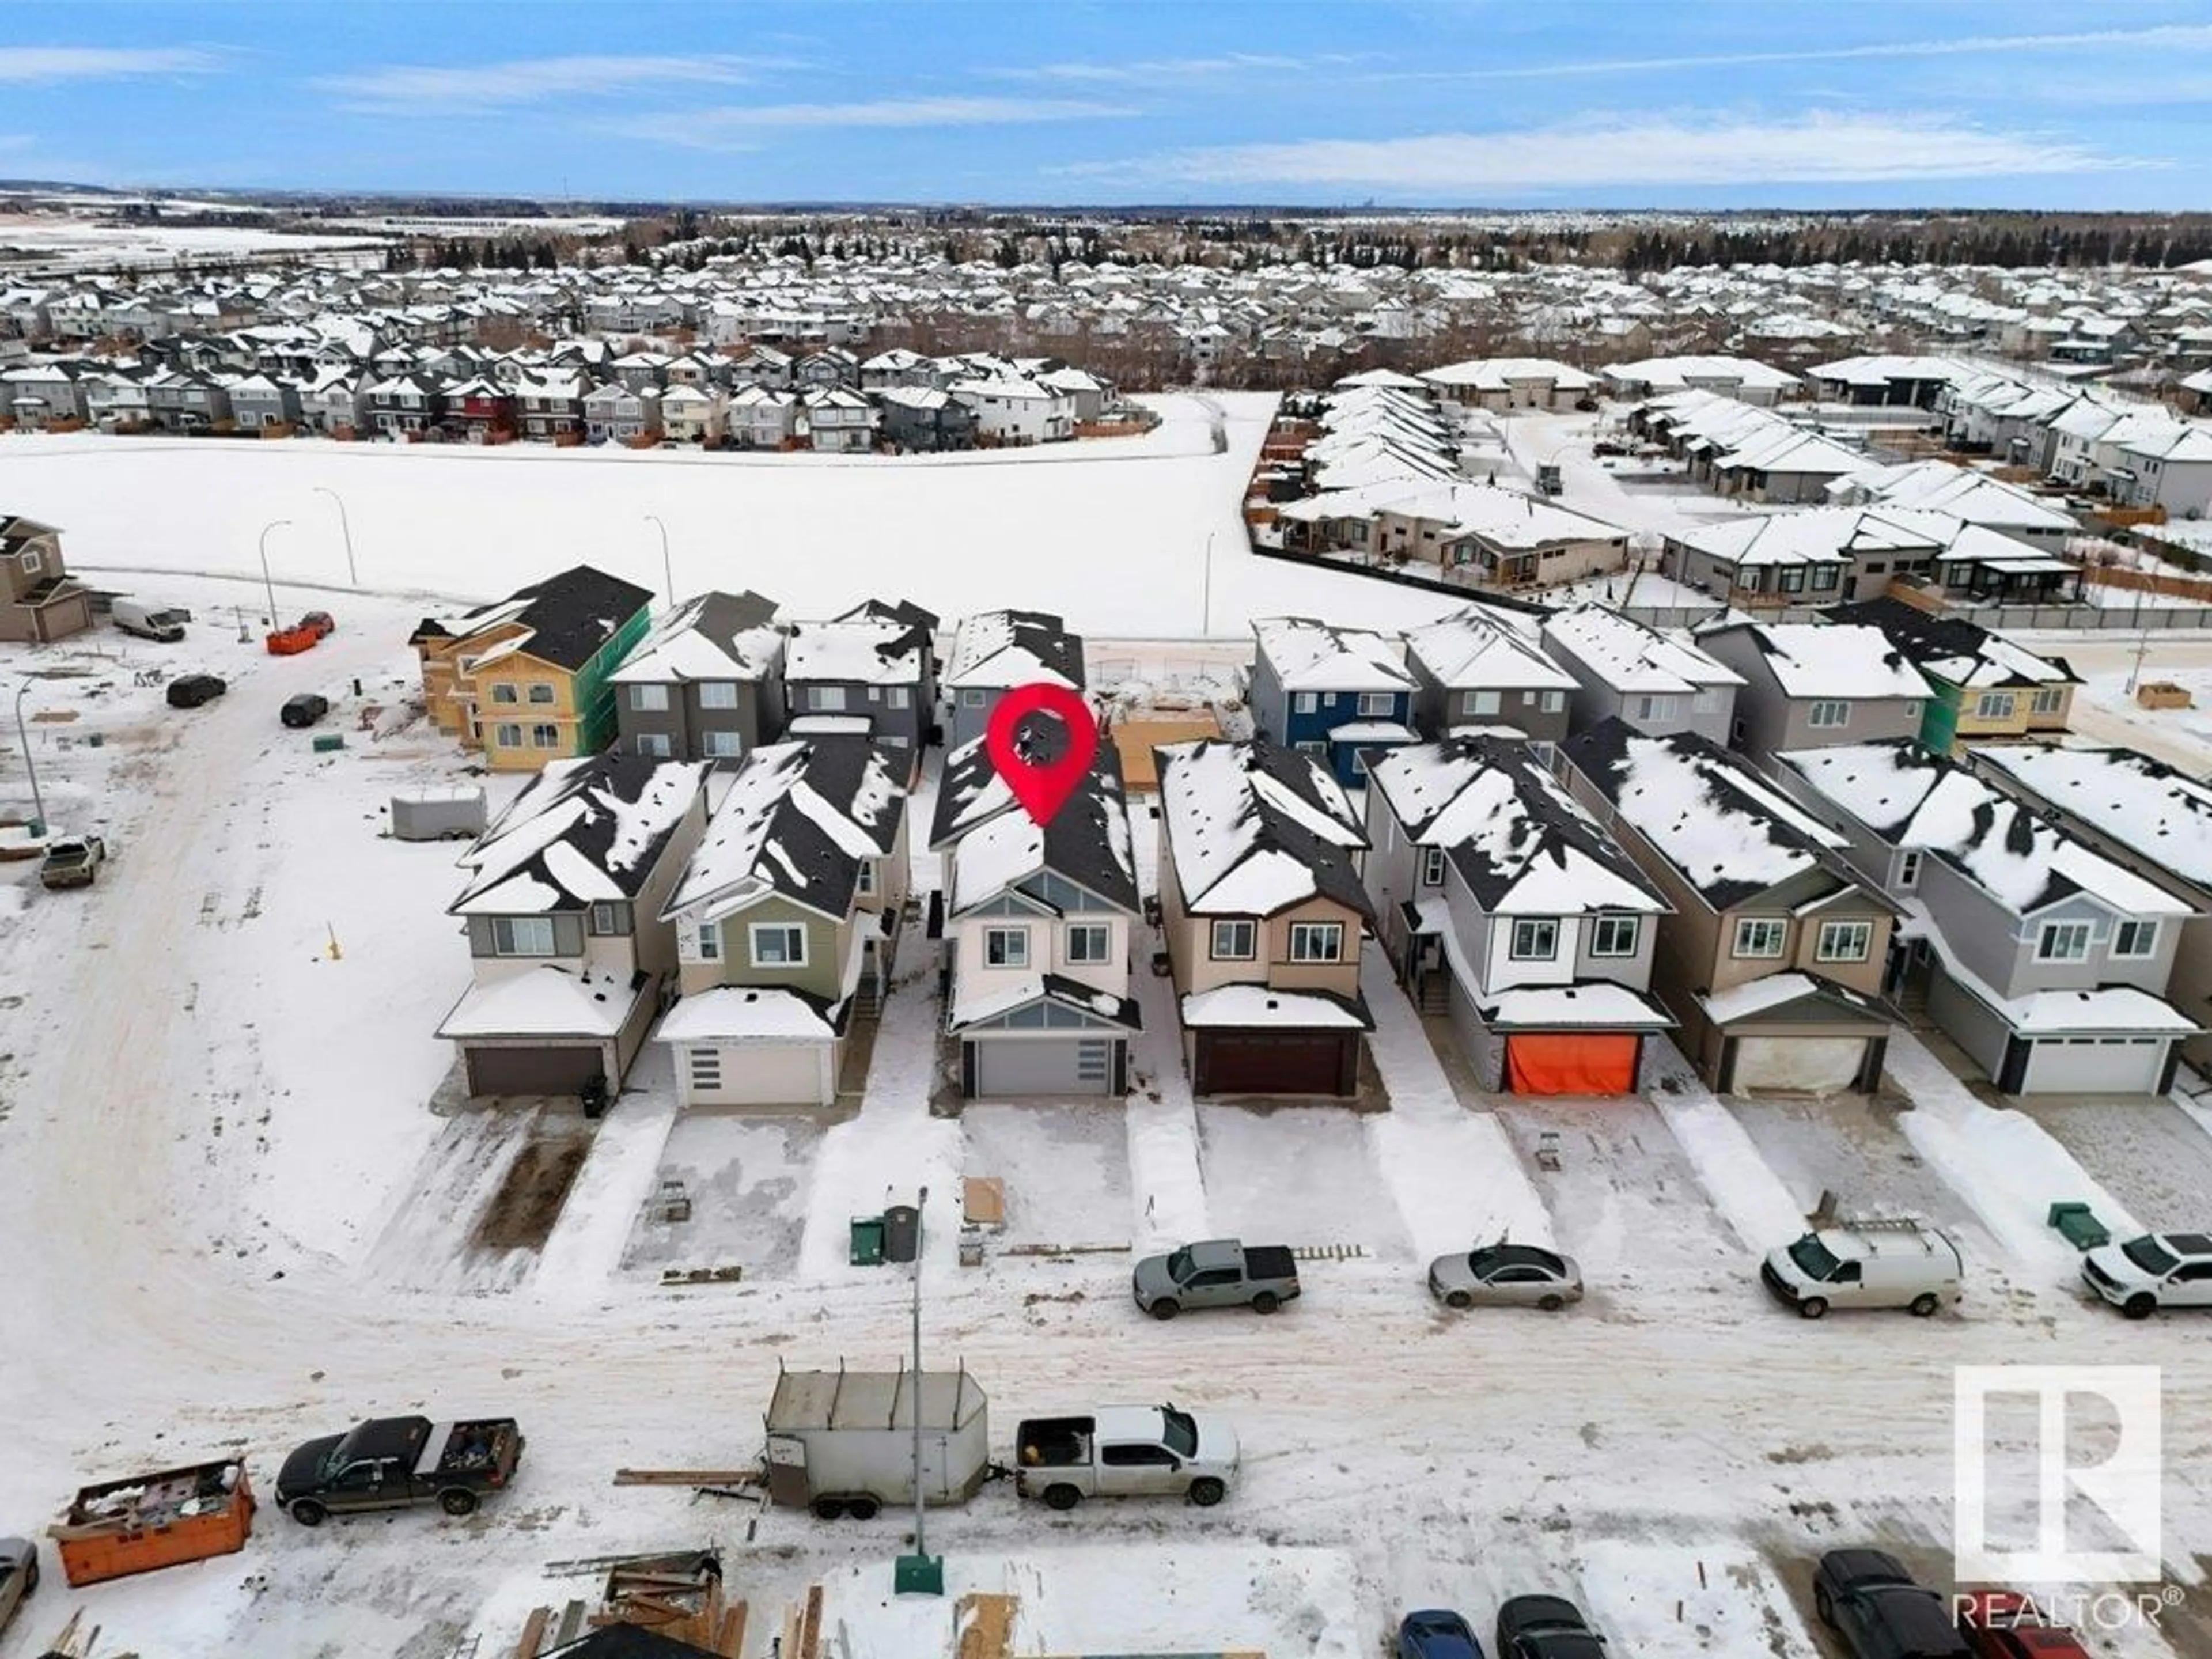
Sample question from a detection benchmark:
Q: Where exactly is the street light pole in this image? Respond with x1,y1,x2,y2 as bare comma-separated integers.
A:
1200,531,1215,637
12,680,47,838
644,513,673,607
257,518,293,628
313,486,358,586
910,1183,929,1564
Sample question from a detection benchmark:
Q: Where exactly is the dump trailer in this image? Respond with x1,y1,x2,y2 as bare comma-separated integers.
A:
762,1363,991,1520
48,1457,256,1587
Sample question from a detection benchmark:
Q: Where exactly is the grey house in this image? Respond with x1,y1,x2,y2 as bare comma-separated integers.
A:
226,373,302,431
1402,601,1578,747
877,385,978,452
1693,621,1931,764
1776,740,2201,1095
1540,604,1743,744
782,598,940,762
941,608,1086,751
608,590,786,763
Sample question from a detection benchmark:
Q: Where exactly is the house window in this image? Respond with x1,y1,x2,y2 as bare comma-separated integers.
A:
960,688,987,708
1807,700,1851,729
1509,919,1558,961
531,724,560,748
1293,740,1327,760
1815,921,1873,963
856,861,876,897
628,683,668,711
636,732,673,758
984,926,1029,968
491,915,557,956
2113,920,2159,959
20,548,42,576
589,901,630,935
751,923,808,967
1589,915,1639,957
527,683,555,704
1462,689,1502,717
809,685,847,712
1357,691,1396,717
490,683,520,704
886,686,911,709
1419,846,1446,887
494,722,523,748
688,1047,722,1092
1974,691,2016,721
1629,694,1679,724
1540,690,1565,713
1211,919,1256,960
702,729,743,759
696,920,721,961
1733,918,1787,959
1898,850,1922,888
1066,923,1110,964
1289,921,1344,963
1811,565,1840,591
2036,921,2092,962
1293,691,1317,714
1777,565,1806,594
2028,686,2066,716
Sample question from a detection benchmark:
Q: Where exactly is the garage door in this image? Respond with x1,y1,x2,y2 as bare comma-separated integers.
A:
687,1043,829,1106
2023,1036,2166,1095
975,1039,1116,1097
1503,1033,1638,1095
1732,1036,1868,1095
465,1044,604,1097
1198,1032,1350,1096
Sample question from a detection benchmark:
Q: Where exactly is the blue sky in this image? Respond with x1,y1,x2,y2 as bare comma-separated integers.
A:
5,1,2211,207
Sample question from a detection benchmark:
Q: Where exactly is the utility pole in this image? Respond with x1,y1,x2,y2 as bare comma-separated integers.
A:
12,679,47,838
2125,620,2154,697
895,1185,942,1596
1199,531,1215,638
257,518,292,628
313,486,358,586
645,513,673,608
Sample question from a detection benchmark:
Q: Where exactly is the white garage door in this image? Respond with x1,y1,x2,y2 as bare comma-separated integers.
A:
2023,1036,2165,1095
685,1042,830,1107
1733,1036,1868,1094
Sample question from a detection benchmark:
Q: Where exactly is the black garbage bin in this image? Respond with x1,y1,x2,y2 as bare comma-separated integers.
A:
882,1203,920,1263
580,1074,609,1120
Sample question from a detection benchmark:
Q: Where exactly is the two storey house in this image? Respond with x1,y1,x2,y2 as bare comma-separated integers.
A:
608,589,786,763
1694,620,1931,763
1249,616,1418,787
1541,604,1743,743
941,608,1086,751
1819,597,2077,752
1402,601,1578,747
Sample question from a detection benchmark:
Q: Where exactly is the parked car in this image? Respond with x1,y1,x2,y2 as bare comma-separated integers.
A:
165,673,226,709
281,692,331,729
298,610,336,639
39,834,106,891
1399,1609,1484,1659
2081,1232,2212,1319
1429,1243,1582,1310
1956,1590,2091,1659
274,1415,524,1525
1813,1550,1969,1659
1013,1404,1238,1510
1495,1594,1607,1659
0,1538,37,1641
1760,1221,1961,1319
1131,1239,1300,1319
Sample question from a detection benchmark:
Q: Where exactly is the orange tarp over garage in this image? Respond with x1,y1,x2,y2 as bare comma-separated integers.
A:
1504,1033,1638,1095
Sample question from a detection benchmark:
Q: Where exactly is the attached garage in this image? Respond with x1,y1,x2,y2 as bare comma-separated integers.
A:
1728,1035,1870,1095
1195,1030,1357,1097
2013,1035,2171,1097
1502,1033,1641,1095
951,975,1140,1100
437,963,651,1100
971,1037,1124,1097
1701,973,1892,1097
462,1042,608,1098
656,986,847,1109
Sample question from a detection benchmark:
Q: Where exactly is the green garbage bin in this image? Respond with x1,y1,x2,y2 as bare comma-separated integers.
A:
849,1215,885,1267
2048,1202,2110,1250
312,733,346,753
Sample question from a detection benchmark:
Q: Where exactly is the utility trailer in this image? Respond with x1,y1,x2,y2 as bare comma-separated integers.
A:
762,1362,990,1520
48,1457,255,1587
389,786,488,843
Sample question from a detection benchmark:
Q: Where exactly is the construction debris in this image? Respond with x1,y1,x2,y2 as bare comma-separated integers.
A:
514,1551,743,1658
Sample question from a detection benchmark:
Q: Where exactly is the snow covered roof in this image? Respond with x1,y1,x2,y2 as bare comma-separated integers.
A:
947,971,1140,1033
1180,983,1373,1029
1404,603,1578,692
436,963,643,1039
1675,505,1949,569
1819,598,2076,691
413,564,653,672
783,616,929,685
1154,737,1370,919
654,984,843,1043
1971,744,2212,893
941,608,1084,691
450,753,707,916
1778,741,2197,919
607,589,782,685
1541,605,1743,695
1698,622,1931,701
1565,721,1861,911
942,744,1138,916
1824,459,2077,534
1421,357,1597,392
1604,355,1801,392
1478,983,1675,1030
1699,971,1885,1027
1251,616,1414,694
661,737,906,923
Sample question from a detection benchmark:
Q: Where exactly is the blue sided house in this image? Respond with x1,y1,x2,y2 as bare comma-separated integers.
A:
1249,616,1419,787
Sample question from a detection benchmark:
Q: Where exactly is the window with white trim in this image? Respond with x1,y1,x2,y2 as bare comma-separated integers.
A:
698,680,739,709
1419,846,1446,887
696,920,721,961
531,723,559,748
1629,694,1679,724
1293,691,1317,714
1897,850,1921,889
1210,919,1256,960
490,916,557,956
494,722,523,747
751,922,807,967
2036,921,2091,962
1974,691,2016,721
1357,691,1396,717
1807,700,1850,729
1065,923,1110,964
809,685,847,711
1462,689,1501,717
2028,686,2066,716
527,683,555,704
490,683,518,704
702,729,743,759
629,683,669,711
1289,921,1344,962
1589,915,1639,957
1815,920,1873,963
886,686,910,709
1539,690,1566,713
984,926,1029,968
1509,919,1558,960
959,688,987,707
1733,918,1787,959
2112,919,2159,959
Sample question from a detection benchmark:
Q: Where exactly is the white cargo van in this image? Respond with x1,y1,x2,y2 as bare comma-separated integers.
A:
112,599,189,643
1760,1218,1962,1319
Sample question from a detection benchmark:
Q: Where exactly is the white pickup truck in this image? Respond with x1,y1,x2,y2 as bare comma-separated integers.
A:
1013,1404,1239,1510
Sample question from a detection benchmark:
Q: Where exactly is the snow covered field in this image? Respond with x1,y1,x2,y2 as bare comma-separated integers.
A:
4,543,2212,1651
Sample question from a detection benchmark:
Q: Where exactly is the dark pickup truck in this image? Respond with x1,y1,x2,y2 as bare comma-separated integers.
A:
275,1415,523,1525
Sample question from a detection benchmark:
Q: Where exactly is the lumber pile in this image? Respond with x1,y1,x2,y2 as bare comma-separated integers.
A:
512,1551,744,1658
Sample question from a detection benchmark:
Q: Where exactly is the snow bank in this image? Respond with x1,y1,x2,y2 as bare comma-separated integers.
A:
1650,1074,1808,1251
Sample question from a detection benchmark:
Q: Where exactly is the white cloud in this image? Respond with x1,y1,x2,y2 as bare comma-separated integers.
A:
1074,114,2134,193
611,96,1135,149
0,47,221,84
319,54,802,111
989,52,1351,84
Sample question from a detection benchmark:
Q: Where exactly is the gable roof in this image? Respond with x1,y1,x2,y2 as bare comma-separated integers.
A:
1696,622,1932,700
412,563,654,672
1971,743,2212,893
450,753,706,915
608,590,783,685
1541,605,1744,695
940,740,1138,916
942,607,1085,691
1819,597,2077,690
1155,737,1372,919
1251,616,1415,694
783,616,928,685
1403,603,1578,692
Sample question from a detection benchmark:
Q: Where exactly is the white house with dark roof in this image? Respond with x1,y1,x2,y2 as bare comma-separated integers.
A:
1775,740,2202,1095
437,753,710,1099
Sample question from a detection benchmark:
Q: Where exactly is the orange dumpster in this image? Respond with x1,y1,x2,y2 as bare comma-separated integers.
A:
50,1457,256,1586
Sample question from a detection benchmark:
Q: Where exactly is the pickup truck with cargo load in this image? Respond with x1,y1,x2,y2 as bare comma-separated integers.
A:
274,1415,524,1525
111,599,188,642
1014,1404,1238,1509
763,1363,990,1520
39,834,105,890
1132,1238,1300,1318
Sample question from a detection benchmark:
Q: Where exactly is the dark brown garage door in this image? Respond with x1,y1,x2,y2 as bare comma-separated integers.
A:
1196,1031,1354,1096
464,1044,604,1098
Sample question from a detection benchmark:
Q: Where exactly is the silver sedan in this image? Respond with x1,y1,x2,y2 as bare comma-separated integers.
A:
0,1537,38,1641
1428,1244,1583,1310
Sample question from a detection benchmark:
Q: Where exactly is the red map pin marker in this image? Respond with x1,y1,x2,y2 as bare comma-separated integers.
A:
985,682,1099,827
